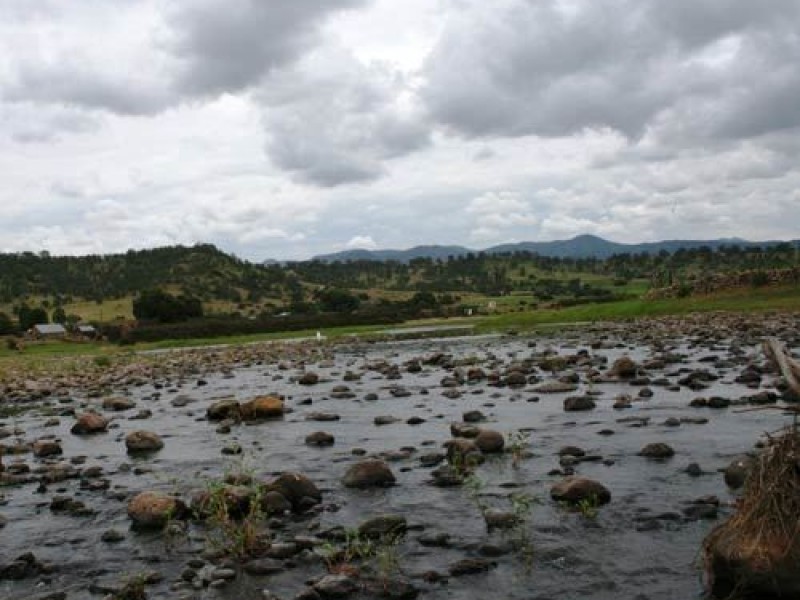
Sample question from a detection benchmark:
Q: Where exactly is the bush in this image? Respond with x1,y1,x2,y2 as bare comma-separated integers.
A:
133,289,203,323
103,310,405,344
0,311,15,335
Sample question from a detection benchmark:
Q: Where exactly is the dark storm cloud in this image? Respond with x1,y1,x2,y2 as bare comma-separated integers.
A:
168,0,368,95
422,0,800,144
2,0,369,114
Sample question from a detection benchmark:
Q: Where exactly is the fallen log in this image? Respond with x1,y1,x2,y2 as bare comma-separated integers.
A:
763,338,800,397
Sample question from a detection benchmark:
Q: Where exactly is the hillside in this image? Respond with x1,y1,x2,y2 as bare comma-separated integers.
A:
0,239,797,331
0,244,287,306
313,234,796,262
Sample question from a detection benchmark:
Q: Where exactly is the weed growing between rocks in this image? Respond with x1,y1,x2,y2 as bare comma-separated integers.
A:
507,491,537,572
464,467,538,573
319,528,377,574
464,472,489,514
111,572,148,600
575,494,600,520
194,462,270,560
317,528,405,588
506,429,531,469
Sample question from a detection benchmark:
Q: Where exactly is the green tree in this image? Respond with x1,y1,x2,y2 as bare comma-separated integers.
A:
0,311,15,334
315,287,361,313
133,290,203,323
16,305,49,330
52,306,67,324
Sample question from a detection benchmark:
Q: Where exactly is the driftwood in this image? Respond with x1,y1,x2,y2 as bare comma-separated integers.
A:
763,338,800,396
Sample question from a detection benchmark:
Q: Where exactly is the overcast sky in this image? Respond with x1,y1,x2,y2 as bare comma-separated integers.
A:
2,0,799,261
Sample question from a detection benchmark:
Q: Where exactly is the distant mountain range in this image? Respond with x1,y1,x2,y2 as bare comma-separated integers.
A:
312,234,798,263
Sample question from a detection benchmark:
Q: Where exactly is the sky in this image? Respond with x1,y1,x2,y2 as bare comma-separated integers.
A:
1,0,799,261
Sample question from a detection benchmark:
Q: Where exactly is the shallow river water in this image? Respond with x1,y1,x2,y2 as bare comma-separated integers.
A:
1,323,796,600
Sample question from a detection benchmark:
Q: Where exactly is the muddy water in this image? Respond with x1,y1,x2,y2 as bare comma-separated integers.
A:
0,327,795,600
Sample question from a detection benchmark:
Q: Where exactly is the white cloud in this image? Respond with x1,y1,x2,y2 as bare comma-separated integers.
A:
345,235,378,249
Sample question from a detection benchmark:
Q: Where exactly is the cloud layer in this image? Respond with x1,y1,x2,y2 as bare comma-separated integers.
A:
1,0,799,259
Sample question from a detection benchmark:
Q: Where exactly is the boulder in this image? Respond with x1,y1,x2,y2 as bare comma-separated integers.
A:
125,430,164,454
609,356,639,378
430,465,464,487
298,372,319,386
474,429,505,454
305,431,335,447
532,381,579,394
550,477,611,505
264,472,322,510
260,491,292,515
358,514,407,538
313,574,357,598
444,438,484,467
32,440,62,458
240,395,284,420
127,491,186,529
723,456,754,489
102,396,135,411
191,485,252,519
462,410,486,423
564,396,596,412
206,398,241,421
505,371,528,387
342,459,396,489
639,443,675,459
71,412,109,435
450,423,480,438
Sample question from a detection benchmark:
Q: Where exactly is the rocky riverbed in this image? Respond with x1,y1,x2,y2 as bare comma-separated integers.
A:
1,312,799,600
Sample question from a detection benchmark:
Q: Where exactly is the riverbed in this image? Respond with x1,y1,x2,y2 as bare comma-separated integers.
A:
1,313,798,600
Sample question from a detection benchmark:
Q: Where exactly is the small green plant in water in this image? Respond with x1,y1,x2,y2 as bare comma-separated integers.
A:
464,472,489,515
372,534,403,587
506,430,530,469
507,491,537,572
318,528,404,584
112,573,148,600
576,495,599,519
202,476,268,559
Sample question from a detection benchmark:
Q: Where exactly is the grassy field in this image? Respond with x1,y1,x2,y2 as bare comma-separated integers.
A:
473,284,800,332
1,284,797,370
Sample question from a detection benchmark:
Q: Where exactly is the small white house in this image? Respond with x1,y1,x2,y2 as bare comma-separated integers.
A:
32,323,67,339
77,325,98,338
